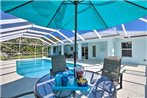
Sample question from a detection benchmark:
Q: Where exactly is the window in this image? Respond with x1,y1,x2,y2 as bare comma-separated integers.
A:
92,45,96,57
82,47,84,56
121,42,132,57
71,47,73,51
53,47,56,53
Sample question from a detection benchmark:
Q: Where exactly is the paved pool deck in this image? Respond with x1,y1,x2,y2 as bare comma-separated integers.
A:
0,58,147,98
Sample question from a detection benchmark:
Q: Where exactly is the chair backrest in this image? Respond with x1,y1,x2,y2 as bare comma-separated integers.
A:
102,56,122,81
51,55,67,75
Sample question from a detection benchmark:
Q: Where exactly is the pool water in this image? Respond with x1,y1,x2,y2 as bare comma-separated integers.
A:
16,59,77,78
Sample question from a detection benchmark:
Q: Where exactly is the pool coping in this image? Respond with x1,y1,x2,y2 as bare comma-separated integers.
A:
16,57,84,66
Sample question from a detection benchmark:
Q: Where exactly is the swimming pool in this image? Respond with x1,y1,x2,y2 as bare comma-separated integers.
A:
16,59,80,78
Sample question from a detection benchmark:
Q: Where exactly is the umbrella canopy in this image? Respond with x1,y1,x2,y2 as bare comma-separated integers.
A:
1,0,147,69
1,0,146,30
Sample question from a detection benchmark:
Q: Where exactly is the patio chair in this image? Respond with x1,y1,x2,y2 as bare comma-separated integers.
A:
50,55,68,76
90,56,124,90
101,56,123,89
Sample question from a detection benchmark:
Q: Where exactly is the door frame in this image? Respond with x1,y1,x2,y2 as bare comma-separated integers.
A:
82,46,88,59
91,44,97,59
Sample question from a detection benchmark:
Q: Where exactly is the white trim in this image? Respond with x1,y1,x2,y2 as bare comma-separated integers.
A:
139,18,147,23
33,24,57,32
0,18,27,25
22,35,51,45
33,25,73,43
24,33,43,37
56,30,73,43
0,34,23,42
0,30,27,37
28,29,47,34
91,44,97,59
28,30,63,44
121,24,130,38
43,36,57,45
72,30,85,41
24,33,56,44
1,24,32,32
93,30,102,39
61,45,64,55
19,37,21,59
48,33,64,44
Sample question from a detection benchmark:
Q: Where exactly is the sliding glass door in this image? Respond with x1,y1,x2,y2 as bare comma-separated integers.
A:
82,46,88,59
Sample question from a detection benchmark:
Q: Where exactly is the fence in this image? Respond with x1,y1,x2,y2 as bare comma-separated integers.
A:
0,43,49,60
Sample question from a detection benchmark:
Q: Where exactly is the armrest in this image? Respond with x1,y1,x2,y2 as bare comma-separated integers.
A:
112,73,122,81
96,68,103,73
84,70,99,84
112,69,126,81
121,65,125,69
120,69,126,74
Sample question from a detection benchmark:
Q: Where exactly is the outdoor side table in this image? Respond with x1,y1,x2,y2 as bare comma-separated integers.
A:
34,72,116,98
34,73,90,98
52,80,90,98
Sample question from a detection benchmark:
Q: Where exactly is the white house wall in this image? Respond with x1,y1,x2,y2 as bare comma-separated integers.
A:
114,37,147,65
87,37,147,65
50,36,147,65
97,42,107,61
88,41,107,61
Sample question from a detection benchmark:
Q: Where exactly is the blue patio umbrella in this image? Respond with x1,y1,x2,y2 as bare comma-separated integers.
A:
1,0,147,71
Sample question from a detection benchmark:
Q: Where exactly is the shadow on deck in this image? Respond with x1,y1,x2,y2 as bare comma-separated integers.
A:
1,77,38,98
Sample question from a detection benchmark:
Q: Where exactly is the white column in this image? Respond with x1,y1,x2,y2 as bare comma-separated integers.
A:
42,46,43,57
19,37,21,59
50,46,53,56
35,43,36,58
107,39,114,56
47,46,48,57
61,45,64,55
78,43,82,60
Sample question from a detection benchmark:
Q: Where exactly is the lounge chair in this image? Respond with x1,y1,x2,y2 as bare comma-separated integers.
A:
50,55,68,76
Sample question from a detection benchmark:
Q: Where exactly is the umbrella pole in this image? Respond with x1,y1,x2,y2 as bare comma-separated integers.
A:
74,1,78,78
